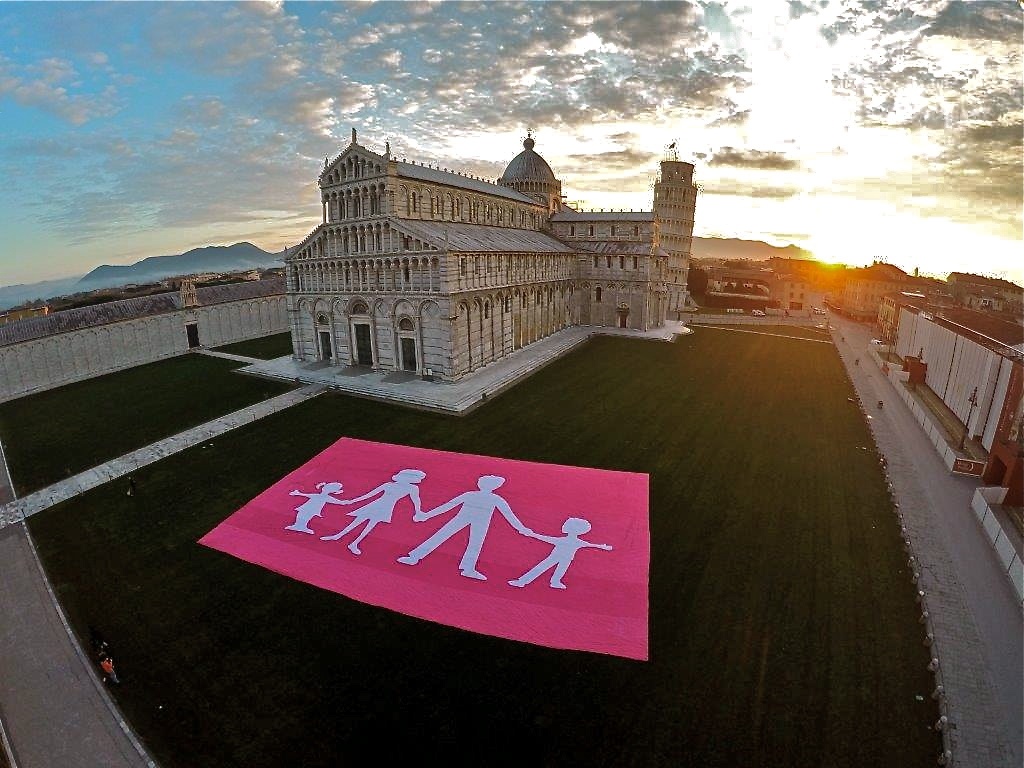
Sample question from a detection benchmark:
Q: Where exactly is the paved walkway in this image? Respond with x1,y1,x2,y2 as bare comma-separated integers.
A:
0,382,328,767
1,383,325,526
689,324,832,344
244,322,690,414
833,316,1022,768
0,524,153,767
0,437,13,506
193,348,261,364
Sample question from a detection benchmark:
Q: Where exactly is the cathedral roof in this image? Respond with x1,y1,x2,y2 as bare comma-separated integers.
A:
395,162,539,206
394,220,573,253
574,241,667,257
499,136,557,184
550,210,654,222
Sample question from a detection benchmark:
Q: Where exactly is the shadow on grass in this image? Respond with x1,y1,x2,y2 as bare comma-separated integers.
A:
28,334,940,767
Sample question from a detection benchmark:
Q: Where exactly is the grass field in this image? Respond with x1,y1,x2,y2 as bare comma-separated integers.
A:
214,332,293,359
28,331,940,767
0,355,293,496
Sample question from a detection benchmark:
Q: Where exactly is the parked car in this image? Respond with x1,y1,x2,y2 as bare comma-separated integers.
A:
751,309,766,317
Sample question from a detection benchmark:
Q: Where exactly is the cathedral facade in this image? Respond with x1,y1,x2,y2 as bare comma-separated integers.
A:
285,129,696,381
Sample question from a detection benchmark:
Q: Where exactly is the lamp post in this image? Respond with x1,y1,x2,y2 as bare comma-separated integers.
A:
959,387,979,452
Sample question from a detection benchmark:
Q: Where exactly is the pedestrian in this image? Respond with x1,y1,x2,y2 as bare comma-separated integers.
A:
126,475,136,497
100,655,120,684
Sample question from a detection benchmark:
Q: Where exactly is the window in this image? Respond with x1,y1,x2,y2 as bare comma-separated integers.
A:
633,256,638,270
606,256,612,268
588,225,594,236
634,225,639,236
412,194,418,213
611,225,617,236
351,301,368,315
399,317,414,332
595,287,602,302
484,303,490,319
619,255,624,269
460,259,467,276
403,265,410,282
593,255,599,268
316,313,329,325
570,225,576,237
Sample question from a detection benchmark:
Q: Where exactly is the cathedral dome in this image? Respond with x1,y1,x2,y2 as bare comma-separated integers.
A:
499,135,557,184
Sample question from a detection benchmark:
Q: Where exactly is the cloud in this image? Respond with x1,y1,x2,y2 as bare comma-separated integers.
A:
710,147,800,170
704,180,800,199
0,54,121,125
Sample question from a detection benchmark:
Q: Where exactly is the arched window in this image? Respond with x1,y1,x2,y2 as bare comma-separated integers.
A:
316,313,330,325
351,301,369,315
595,287,603,303
403,265,410,282
484,302,490,319
399,317,414,331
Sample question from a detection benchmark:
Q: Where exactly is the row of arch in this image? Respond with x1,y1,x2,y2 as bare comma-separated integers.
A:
398,184,542,230
322,183,386,221
290,256,442,294
321,154,383,185
291,222,438,261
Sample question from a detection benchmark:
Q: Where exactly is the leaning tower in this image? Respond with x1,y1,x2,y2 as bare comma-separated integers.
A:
653,159,697,315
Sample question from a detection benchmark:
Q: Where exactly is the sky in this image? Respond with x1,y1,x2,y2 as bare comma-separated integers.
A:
0,0,1021,287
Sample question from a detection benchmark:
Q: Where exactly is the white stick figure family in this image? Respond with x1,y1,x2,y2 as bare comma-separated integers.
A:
284,470,612,590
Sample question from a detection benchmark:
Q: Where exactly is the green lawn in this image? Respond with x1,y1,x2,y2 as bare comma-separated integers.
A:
0,355,292,496
28,332,940,767
214,332,293,359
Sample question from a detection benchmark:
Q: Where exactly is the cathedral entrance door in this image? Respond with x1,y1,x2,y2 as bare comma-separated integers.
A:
618,308,629,328
400,337,417,372
319,331,333,360
353,323,373,366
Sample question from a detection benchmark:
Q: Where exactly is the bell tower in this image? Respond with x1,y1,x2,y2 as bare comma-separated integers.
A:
653,158,697,316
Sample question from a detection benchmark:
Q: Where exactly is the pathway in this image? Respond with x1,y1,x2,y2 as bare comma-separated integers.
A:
689,324,832,343
0,523,154,767
833,316,1022,768
193,348,261,364
0,382,327,768
244,322,690,414
1,383,325,526
0,437,13,506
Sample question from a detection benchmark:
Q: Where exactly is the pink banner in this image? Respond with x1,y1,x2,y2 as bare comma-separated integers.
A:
200,438,649,660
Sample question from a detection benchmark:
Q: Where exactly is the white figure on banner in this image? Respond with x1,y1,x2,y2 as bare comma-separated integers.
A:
286,482,347,534
397,475,531,581
320,469,426,555
508,517,612,590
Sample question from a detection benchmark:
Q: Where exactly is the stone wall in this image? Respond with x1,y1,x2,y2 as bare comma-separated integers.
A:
0,294,287,403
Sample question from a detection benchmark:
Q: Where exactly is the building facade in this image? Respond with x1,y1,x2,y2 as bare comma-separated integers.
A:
285,130,697,381
0,280,287,403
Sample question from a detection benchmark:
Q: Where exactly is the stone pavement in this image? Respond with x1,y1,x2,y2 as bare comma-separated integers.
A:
833,316,1022,768
193,348,261,364
0,383,325,526
689,324,832,344
243,322,690,414
0,523,154,767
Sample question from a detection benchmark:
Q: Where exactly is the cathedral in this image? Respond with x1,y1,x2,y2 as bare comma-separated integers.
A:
285,129,697,381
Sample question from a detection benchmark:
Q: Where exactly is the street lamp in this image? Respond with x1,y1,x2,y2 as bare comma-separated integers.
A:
958,387,979,452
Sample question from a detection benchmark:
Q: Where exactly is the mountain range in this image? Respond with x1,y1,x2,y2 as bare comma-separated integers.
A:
1,236,811,311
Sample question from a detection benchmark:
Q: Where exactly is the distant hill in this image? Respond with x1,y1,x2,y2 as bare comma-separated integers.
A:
692,237,814,262
75,242,285,292
0,276,84,311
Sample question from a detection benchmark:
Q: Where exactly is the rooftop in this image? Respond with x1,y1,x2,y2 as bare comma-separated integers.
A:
550,210,654,222
394,162,540,206
394,220,574,254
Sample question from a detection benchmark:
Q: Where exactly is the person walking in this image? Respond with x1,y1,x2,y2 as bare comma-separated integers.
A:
99,656,120,684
